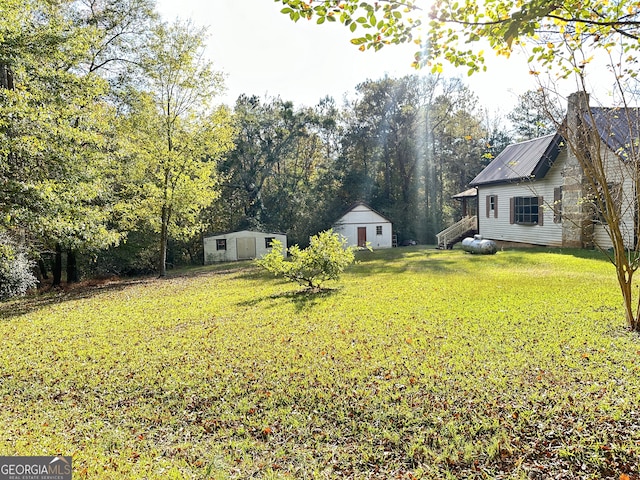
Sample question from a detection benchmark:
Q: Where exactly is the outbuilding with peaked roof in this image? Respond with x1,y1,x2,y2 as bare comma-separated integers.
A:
332,202,394,249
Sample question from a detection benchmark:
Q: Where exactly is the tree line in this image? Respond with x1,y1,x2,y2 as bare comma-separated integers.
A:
0,0,551,295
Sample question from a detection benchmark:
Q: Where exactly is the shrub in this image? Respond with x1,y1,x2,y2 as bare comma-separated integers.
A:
0,233,37,301
257,229,362,290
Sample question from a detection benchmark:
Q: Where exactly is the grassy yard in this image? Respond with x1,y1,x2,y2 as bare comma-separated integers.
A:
1,247,639,479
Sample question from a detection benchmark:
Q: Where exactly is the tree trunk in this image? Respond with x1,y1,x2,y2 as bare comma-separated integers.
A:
0,63,14,90
616,259,640,331
66,250,79,283
38,257,49,280
158,205,169,277
52,244,63,287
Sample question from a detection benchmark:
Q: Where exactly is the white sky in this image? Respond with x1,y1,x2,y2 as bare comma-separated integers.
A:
153,0,611,117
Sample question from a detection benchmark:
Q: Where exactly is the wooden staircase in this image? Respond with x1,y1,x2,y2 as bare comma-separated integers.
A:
436,216,477,249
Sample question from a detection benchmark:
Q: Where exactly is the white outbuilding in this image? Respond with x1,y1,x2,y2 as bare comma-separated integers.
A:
203,230,287,264
332,202,394,249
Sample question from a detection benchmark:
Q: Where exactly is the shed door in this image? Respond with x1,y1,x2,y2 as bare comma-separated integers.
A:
236,237,256,260
357,227,367,247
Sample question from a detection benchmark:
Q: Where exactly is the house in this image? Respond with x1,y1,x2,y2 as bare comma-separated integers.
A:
203,230,287,263
467,91,639,249
332,202,394,249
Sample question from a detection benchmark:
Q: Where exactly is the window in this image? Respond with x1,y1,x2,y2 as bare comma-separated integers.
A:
486,195,498,218
376,225,383,235
265,237,275,248
511,196,543,225
216,239,227,251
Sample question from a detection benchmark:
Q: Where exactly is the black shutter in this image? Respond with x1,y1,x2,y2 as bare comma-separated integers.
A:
553,187,562,223
538,196,544,226
510,197,515,224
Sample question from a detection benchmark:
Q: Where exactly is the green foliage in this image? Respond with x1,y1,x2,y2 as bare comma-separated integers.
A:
217,95,342,243
508,89,565,141
343,75,493,242
221,75,499,246
84,229,159,276
118,20,235,276
2,248,640,478
0,0,143,281
257,229,359,289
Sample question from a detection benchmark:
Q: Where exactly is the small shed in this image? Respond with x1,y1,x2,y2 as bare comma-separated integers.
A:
332,202,393,249
203,230,287,264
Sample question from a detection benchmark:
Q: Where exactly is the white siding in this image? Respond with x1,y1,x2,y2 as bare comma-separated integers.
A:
477,150,566,246
332,204,393,249
203,230,287,264
478,146,637,249
592,147,636,249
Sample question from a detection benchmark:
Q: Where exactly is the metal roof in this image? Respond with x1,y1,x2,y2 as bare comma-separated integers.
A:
585,107,640,161
469,133,563,186
469,105,640,188
335,201,393,224
452,187,478,199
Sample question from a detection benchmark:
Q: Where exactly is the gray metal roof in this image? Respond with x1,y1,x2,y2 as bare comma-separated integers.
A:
585,107,640,161
469,105,640,188
469,133,563,186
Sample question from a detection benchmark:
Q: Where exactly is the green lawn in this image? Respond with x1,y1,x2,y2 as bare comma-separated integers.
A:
1,247,639,479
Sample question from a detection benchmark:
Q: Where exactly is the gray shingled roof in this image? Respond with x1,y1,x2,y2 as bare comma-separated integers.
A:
469,133,563,186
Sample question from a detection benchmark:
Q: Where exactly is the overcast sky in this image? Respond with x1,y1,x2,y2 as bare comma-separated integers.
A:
154,0,603,116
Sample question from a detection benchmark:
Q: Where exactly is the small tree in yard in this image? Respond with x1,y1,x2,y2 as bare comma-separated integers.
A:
257,229,362,290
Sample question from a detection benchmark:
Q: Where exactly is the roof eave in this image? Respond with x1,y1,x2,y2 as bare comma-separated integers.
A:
531,133,563,178
470,176,536,188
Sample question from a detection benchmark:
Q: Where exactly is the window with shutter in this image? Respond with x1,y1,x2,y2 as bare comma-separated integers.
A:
486,195,498,218
512,196,541,225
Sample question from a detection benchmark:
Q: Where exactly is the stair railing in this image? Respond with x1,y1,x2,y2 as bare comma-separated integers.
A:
436,215,477,249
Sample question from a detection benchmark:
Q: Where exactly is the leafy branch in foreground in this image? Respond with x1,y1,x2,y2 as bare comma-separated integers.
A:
277,0,640,76
279,0,424,67
257,229,363,290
